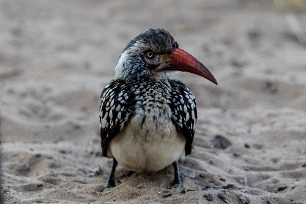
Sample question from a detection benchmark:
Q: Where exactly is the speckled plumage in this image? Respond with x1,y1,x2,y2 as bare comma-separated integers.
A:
99,28,216,187
99,77,197,159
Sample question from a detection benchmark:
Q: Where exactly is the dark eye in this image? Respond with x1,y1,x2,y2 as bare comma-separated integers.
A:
145,51,155,59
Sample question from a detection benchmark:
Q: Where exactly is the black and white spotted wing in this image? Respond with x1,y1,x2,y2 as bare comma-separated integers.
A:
169,80,197,155
99,79,135,157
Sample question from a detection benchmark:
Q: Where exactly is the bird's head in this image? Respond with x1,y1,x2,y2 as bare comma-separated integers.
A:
114,28,217,85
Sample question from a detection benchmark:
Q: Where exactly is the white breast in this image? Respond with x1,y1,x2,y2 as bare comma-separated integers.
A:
109,107,186,172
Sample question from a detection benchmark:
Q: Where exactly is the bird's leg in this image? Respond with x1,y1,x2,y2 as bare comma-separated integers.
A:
170,161,182,189
172,161,182,187
106,158,118,188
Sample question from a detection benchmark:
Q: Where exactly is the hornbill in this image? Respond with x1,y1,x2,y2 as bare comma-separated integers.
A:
99,28,217,188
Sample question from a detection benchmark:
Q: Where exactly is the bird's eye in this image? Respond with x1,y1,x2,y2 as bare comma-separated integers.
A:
145,51,155,59
144,50,160,67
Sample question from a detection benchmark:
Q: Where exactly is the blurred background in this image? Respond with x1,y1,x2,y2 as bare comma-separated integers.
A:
1,0,305,143
1,0,306,203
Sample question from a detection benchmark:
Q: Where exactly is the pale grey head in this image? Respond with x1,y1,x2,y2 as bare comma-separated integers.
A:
114,28,218,85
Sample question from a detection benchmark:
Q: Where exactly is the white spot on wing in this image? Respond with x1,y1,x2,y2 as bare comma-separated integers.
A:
185,112,190,121
183,105,187,113
101,117,107,129
118,112,122,120
191,111,195,122
180,97,184,104
110,99,114,107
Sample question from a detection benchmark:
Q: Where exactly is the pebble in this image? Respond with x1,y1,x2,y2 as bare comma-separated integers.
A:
203,193,213,201
137,184,144,189
158,190,172,198
210,135,232,150
217,190,229,203
237,193,250,204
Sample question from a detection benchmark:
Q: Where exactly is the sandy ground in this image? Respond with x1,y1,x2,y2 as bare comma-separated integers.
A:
1,0,306,203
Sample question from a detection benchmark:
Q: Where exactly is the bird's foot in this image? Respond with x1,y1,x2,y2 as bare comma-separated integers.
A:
105,178,116,188
166,161,182,190
166,178,182,190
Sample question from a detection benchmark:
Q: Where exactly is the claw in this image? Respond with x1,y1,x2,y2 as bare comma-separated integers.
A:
106,179,116,188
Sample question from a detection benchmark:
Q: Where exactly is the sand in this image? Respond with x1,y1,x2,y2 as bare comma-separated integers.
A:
1,0,306,203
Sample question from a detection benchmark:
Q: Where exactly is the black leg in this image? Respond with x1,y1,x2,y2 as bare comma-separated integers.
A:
172,161,182,188
106,158,118,188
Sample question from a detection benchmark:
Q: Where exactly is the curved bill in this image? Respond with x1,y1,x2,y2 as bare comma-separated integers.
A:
159,48,218,85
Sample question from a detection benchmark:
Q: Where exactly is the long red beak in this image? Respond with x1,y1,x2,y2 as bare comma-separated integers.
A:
160,48,218,85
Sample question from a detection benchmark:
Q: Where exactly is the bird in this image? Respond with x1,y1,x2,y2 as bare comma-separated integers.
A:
99,28,217,188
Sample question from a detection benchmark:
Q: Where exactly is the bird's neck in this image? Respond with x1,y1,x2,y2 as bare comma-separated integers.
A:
115,66,170,82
